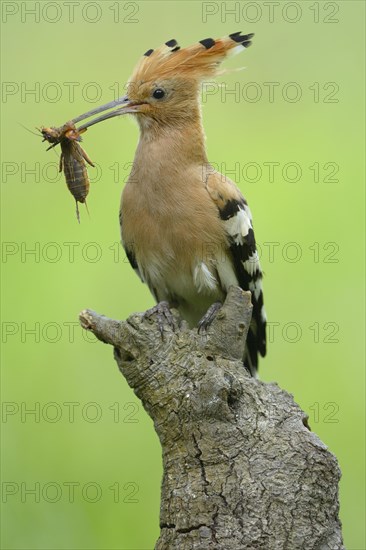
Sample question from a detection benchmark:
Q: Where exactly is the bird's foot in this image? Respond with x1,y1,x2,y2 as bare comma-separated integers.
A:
143,301,177,339
198,302,223,333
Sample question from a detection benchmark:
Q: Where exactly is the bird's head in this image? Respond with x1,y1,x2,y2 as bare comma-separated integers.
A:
74,33,254,133
123,75,201,131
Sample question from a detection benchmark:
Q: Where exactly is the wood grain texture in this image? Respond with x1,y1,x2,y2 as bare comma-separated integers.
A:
79,287,344,550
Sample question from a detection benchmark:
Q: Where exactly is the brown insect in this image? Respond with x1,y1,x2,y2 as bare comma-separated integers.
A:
39,95,130,221
40,122,94,223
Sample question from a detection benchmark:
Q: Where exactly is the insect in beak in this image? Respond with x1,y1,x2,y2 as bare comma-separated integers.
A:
72,95,143,131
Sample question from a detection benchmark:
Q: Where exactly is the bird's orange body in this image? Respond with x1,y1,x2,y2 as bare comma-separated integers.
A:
120,33,266,374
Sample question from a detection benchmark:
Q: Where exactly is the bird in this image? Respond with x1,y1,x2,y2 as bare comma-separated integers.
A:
77,33,267,375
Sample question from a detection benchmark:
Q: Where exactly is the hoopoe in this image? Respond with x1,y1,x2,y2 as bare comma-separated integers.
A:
75,32,267,375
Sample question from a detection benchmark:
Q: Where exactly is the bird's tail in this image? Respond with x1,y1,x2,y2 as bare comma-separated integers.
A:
244,294,267,377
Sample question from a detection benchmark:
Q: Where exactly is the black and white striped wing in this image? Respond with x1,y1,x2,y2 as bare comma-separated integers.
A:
219,198,267,375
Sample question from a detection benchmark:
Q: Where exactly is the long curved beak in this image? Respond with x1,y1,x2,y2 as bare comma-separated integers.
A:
72,95,140,131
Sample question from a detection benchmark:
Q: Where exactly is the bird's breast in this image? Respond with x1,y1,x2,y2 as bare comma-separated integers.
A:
120,169,230,315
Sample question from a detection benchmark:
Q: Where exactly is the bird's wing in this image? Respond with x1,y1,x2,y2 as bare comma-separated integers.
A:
205,169,267,375
119,211,145,283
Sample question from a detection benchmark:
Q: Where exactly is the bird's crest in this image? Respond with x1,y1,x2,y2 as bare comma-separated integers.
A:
130,32,254,83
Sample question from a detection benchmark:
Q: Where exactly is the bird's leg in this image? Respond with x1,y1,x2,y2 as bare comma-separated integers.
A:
143,301,177,339
197,301,223,333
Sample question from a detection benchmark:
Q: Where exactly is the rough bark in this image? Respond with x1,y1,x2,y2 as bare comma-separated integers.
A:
79,287,344,550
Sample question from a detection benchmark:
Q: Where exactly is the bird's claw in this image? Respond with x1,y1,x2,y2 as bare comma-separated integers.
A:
198,301,222,333
143,301,177,339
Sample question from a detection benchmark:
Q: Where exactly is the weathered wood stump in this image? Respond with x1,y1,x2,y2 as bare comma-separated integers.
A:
80,287,344,550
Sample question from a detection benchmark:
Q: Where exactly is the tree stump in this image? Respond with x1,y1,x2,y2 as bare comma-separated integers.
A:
79,286,344,550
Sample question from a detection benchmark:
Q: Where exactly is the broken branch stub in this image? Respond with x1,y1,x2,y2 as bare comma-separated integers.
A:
79,286,344,549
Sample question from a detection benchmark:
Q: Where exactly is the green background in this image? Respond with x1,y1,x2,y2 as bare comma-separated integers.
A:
1,1,365,548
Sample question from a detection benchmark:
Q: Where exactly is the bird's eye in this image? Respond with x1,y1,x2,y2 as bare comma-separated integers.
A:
152,88,165,100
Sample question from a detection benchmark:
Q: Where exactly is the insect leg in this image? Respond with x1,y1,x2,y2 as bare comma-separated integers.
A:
79,146,95,167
